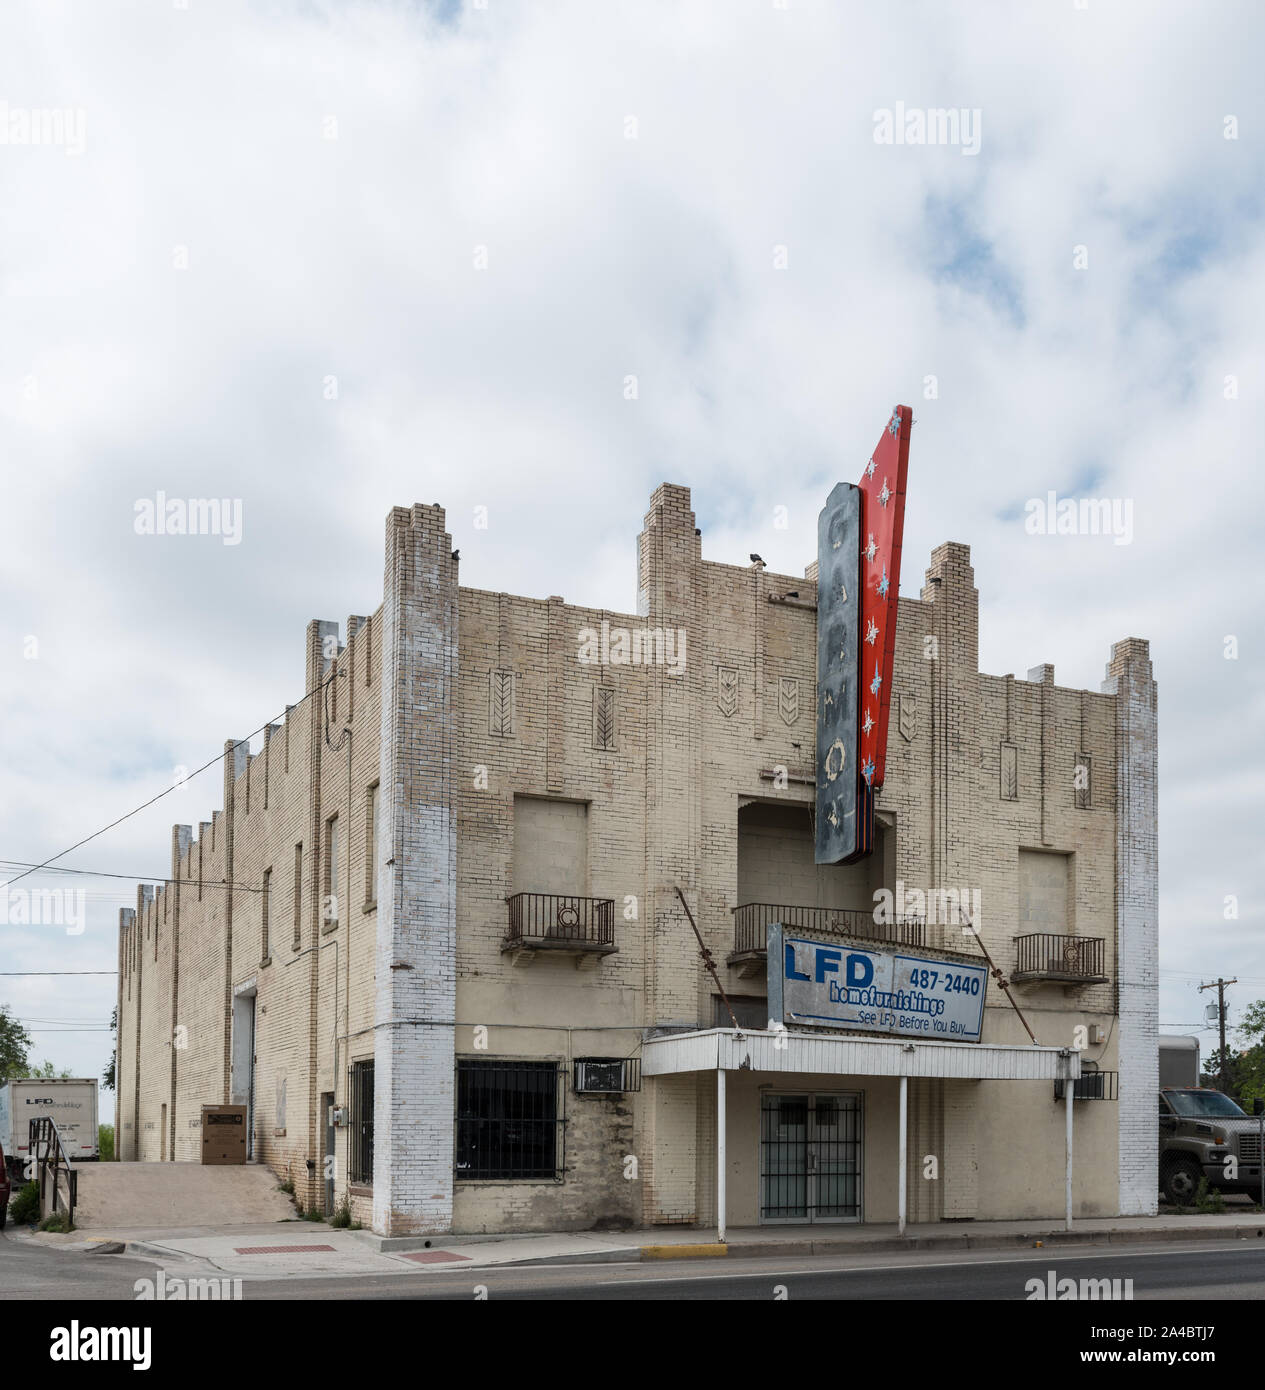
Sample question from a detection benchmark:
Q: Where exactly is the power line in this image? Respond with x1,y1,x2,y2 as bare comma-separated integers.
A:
0,859,264,895
0,682,320,894
0,971,118,977
18,1017,110,1024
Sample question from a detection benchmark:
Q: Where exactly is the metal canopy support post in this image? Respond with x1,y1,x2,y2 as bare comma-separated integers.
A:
898,1074,908,1237
1259,1110,1264,1214
1065,1078,1074,1231
717,1068,727,1245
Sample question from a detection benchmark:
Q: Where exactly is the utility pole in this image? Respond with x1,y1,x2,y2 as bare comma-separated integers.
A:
1199,978,1237,1092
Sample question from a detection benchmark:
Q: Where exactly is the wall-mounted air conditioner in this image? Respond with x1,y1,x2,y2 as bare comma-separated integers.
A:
573,1058,642,1095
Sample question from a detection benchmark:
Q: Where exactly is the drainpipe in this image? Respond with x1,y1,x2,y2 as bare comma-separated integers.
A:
1065,1073,1074,1231
717,1069,727,1245
898,1075,908,1237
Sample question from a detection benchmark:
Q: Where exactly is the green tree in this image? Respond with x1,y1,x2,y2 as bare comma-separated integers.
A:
0,1004,32,1081
1231,1001,1265,1107
103,1006,117,1091
15,1059,72,1080
1203,1045,1248,1095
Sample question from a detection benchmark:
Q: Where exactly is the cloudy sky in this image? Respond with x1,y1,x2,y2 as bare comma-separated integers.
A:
1,0,1261,1120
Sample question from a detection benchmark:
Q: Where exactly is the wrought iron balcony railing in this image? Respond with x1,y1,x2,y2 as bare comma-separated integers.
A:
505,892,616,951
730,902,926,957
1054,1068,1118,1102
1014,933,1108,984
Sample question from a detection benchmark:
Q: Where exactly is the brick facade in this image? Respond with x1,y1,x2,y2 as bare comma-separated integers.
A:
116,483,1158,1232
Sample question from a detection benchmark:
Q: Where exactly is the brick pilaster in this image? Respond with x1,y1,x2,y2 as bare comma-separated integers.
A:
1103,638,1158,1215
373,505,458,1235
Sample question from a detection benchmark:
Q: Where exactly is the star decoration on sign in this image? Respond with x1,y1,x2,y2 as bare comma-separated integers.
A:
864,534,877,563
870,662,882,696
887,408,902,437
862,756,876,786
878,567,890,599
865,618,878,645
862,708,874,735
879,480,890,507
866,458,877,478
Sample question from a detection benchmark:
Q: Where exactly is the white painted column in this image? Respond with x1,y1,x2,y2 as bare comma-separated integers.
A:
1065,1080,1074,1230
898,1075,908,1236
1104,638,1158,1217
717,1068,727,1245
373,506,459,1237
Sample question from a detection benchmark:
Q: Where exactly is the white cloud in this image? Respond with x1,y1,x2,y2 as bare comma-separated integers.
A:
2,0,1262,1095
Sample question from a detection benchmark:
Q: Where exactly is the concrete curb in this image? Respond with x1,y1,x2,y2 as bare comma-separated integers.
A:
506,1221,1265,1267
352,1229,550,1254
640,1243,730,1260
121,1239,221,1269
29,1216,1263,1276
497,1248,640,1267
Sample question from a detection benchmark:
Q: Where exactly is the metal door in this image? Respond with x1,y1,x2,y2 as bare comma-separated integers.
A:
760,1093,862,1223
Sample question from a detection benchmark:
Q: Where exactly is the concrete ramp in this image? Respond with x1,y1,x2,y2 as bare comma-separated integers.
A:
73,1163,295,1230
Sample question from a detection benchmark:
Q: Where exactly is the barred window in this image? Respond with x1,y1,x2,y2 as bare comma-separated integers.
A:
456,1059,562,1181
349,1060,374,1185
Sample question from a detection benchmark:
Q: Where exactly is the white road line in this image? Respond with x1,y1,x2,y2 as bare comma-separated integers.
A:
593,1242,1265,1286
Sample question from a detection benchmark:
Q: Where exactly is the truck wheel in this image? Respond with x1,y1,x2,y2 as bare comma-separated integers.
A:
0,1202,7,1230
1161,1156,1201,1205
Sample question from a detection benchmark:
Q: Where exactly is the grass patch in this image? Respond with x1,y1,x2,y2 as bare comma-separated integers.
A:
1194,1177,1227,1215
10,1181,41,1226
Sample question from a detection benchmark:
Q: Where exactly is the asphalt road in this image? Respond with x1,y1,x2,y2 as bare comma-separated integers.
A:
0,1228,166,1300
5,1227,1265,1300
244,1241,1265,1300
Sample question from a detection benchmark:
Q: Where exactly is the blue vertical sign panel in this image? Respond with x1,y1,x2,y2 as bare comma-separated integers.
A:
815,481,861,863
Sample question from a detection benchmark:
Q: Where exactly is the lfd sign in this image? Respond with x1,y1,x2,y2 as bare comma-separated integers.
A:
767,923,988,1042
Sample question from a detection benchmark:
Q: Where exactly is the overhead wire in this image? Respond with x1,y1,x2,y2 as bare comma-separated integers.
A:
0,681,322,893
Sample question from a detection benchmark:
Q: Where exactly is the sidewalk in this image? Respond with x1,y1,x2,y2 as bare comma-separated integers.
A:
24,1206,1265,1280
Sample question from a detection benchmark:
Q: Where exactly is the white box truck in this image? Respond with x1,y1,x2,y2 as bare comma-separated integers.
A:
0,1078,99,1178
1159,1034,1201,1088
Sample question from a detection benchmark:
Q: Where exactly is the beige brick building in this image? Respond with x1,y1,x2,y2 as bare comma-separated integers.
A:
116,484,1158,1236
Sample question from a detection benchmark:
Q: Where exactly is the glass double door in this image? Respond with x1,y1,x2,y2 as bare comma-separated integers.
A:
760,1093,862,1223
